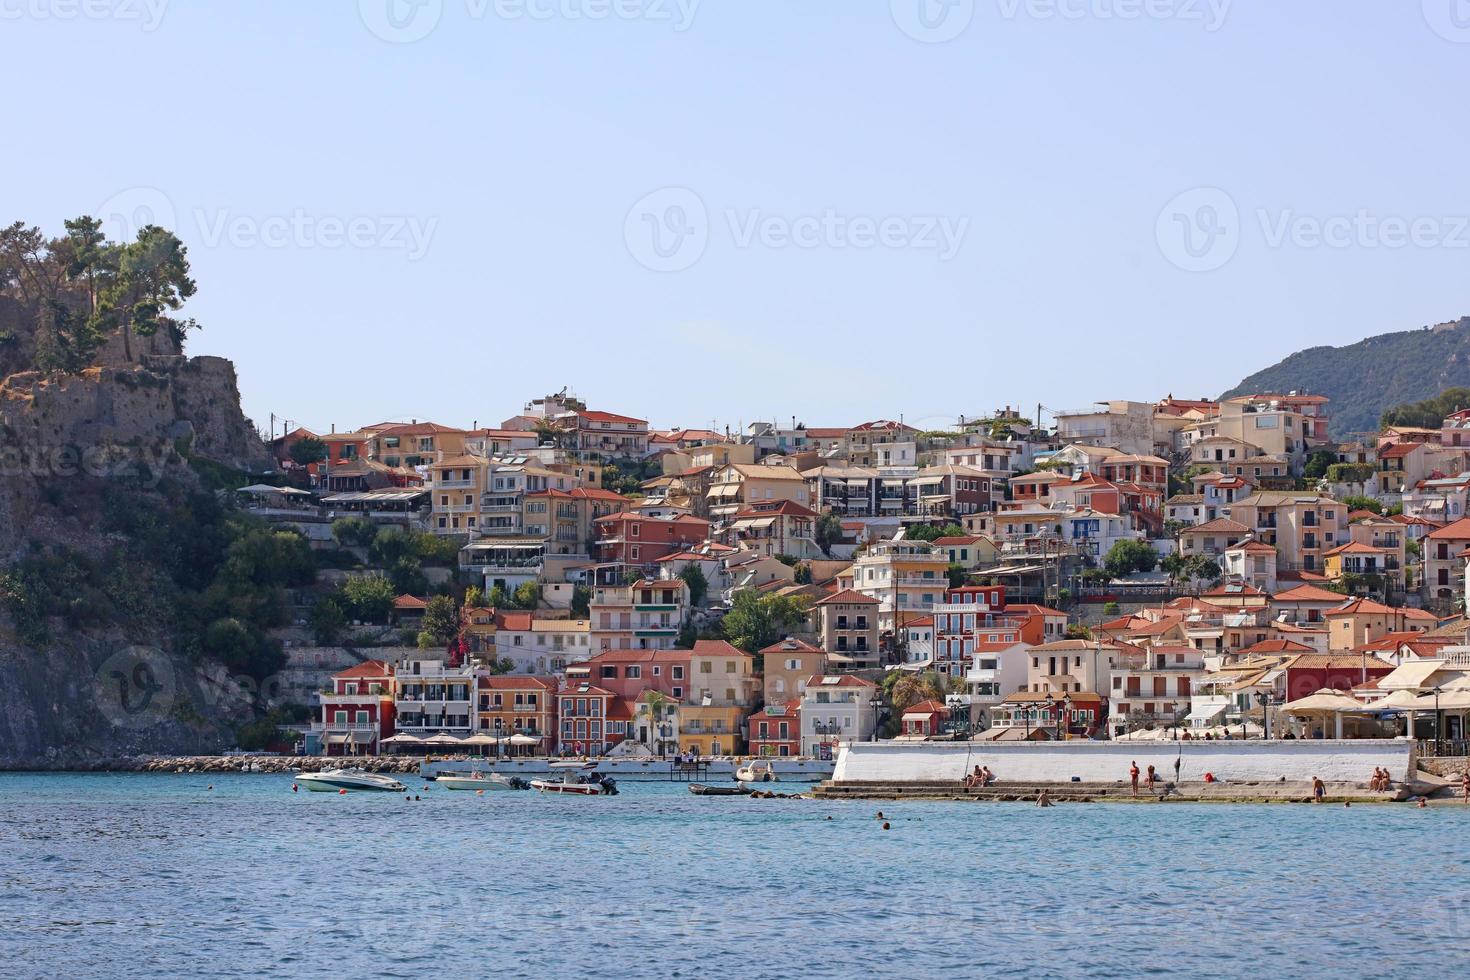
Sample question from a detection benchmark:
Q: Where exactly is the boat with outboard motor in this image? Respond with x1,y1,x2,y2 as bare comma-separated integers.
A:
735,761,778,785
435,772,530,792
530,762,619,796
295,769,408,793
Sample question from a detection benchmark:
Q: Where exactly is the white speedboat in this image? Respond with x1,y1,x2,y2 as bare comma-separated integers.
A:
436,772,529,792
530,763,619,796
296,768,408,793
736,761,778,784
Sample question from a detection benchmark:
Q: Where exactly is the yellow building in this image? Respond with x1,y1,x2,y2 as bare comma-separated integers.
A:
680,639,758,755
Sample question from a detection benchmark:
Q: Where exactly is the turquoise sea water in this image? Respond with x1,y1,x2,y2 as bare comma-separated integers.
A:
1,773,1467,978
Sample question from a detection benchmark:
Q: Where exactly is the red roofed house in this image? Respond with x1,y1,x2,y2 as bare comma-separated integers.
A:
761,637,826,702
900,699,950,738
313,660,395,756
572,410,650,457
557,682,629,755
725,499,822,559
476,675,558,754
567,648,691,701
812,589,881,668
748,701,802,757
932,585,1021,678
1424,517,1470,609
1376,441,1427,496
800,674,881,757
1325,598,1436,652
1271,583,1350,625
932,535,999,570
392,594,428,628
593,513,712,568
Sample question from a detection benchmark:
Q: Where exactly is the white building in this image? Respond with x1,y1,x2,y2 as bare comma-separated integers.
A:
394,655,476,735
799,674,881,757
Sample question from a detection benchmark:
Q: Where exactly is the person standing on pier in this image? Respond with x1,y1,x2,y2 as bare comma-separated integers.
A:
1129,761,1140,796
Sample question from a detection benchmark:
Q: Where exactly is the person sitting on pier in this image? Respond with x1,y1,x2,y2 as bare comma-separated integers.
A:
963,765,981,789
981,766,994,787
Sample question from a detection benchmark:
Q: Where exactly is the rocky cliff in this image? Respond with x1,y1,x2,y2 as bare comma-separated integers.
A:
0,339,273,767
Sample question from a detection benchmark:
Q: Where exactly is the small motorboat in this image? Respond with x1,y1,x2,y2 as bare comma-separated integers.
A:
436,772,529,792
689,783,752,797
296,768,408,793
736,761,778,784
530,762,619,796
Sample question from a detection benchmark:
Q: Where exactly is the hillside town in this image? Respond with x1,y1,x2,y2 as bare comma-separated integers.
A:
248,389,1470,760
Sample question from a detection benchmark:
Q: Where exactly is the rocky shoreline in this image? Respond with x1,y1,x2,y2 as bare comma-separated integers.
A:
1,755,427,775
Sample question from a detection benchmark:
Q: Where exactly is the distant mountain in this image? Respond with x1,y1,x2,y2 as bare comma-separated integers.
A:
1223,316,1470,439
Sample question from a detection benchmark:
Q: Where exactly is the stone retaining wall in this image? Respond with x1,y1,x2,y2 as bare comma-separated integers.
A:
834,739,1415,785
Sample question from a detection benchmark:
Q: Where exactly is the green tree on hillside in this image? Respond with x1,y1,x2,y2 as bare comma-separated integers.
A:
289,436,328,467
815,511,845,556
679,563,708,606
1103,539,1158,579
1381,386,1470,429
720,590,810,653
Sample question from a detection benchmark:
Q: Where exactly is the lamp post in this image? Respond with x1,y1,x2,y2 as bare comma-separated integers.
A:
869,693,884,742
1433,685,1443,757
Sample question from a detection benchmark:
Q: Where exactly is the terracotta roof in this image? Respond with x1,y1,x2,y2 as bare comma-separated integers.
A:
813,589,880,606
1004,603,1068,617
477,675,556,691
1427,517,1470,540
1324,541,1392,556
760,638,822,653
691,639,751,659
334,660,394,680
1272,584,1346,603
1186,518,1250,535
902,699,949,717
1236,639,1316,655
494,611,534,631
393,594,429,609
803,673,877,688
576,410,647,425
1378,442,1419,459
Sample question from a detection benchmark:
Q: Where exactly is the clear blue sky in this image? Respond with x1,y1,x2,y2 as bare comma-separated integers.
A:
4,1,1468,436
